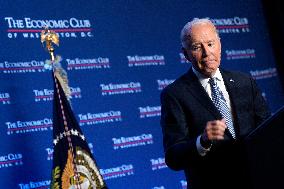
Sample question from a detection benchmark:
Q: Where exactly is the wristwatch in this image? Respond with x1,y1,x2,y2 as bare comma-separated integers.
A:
200,135,213,149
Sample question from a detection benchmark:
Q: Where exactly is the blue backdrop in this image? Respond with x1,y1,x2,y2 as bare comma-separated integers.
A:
0,0,284,188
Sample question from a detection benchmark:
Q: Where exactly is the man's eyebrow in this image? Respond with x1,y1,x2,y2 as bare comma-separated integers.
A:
191,42,201,46
191,39,216,45
207,39,217,43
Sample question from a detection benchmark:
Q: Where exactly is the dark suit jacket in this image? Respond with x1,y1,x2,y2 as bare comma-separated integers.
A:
160,68,270,189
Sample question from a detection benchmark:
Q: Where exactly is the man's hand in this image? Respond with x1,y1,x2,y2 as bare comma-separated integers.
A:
201,119,227,147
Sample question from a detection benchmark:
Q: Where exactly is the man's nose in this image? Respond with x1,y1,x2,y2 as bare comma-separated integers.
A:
202,45,210,57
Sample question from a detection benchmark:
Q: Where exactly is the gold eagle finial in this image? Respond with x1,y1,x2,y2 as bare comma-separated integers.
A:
40,26,59,61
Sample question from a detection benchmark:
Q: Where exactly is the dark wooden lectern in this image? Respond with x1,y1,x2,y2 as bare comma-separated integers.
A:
244,106,284,189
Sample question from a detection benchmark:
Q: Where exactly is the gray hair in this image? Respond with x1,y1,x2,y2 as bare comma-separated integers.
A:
180,18,219,48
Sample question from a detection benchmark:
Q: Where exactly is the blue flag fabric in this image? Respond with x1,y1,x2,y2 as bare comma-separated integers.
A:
51,74,107,189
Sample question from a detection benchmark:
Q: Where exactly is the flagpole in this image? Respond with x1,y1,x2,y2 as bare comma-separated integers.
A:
53,72,82,189
41,26,107,189
41,27,82,189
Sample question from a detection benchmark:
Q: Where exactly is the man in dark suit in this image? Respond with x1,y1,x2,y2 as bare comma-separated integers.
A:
160,18,271,189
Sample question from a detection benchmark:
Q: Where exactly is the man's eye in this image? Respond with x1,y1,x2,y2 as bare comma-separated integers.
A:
208,43,214,47
192,46,200,51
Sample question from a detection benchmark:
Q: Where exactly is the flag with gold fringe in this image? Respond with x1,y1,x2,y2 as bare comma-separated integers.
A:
50,65,108,189
41,28,107,189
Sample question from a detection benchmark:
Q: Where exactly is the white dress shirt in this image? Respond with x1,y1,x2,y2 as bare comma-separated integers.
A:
192,66,234,156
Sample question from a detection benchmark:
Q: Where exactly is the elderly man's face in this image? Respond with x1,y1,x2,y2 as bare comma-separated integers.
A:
183,23,221,77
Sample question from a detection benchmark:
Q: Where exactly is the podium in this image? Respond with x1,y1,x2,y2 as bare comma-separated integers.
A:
244,106,284,189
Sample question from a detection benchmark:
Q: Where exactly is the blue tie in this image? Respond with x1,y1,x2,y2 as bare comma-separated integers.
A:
209,77,236,139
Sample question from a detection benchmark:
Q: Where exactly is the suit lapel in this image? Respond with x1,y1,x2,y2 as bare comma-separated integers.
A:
221,70,244,138
182,69,222,119
182,69,246,139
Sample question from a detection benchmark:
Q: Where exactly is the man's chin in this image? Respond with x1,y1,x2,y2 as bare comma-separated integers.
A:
202,69,217,77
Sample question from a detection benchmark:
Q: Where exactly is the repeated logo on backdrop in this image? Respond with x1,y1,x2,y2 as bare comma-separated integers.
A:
4,17,93,39
0,153,23,169
112,133,154,150
225,49,256,60
179,53,189,64
152,186,166,189
33,87,82,102
0,92,10,104
100,82,142,95
66,57,110,70
6,118,53,135
18,179,50,189
150,157,167,171
139,105,161,118
78,110,122,126
157,79,175,90
0,60,45,73
180,180,188,189
211,17,250,34
250,67,278,80
127,55,165,67
100,164,135,180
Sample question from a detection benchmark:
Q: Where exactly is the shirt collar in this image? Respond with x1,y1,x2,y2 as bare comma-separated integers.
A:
191,66,222,86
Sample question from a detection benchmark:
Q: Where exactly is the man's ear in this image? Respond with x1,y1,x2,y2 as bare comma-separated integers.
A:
182,47,190,62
